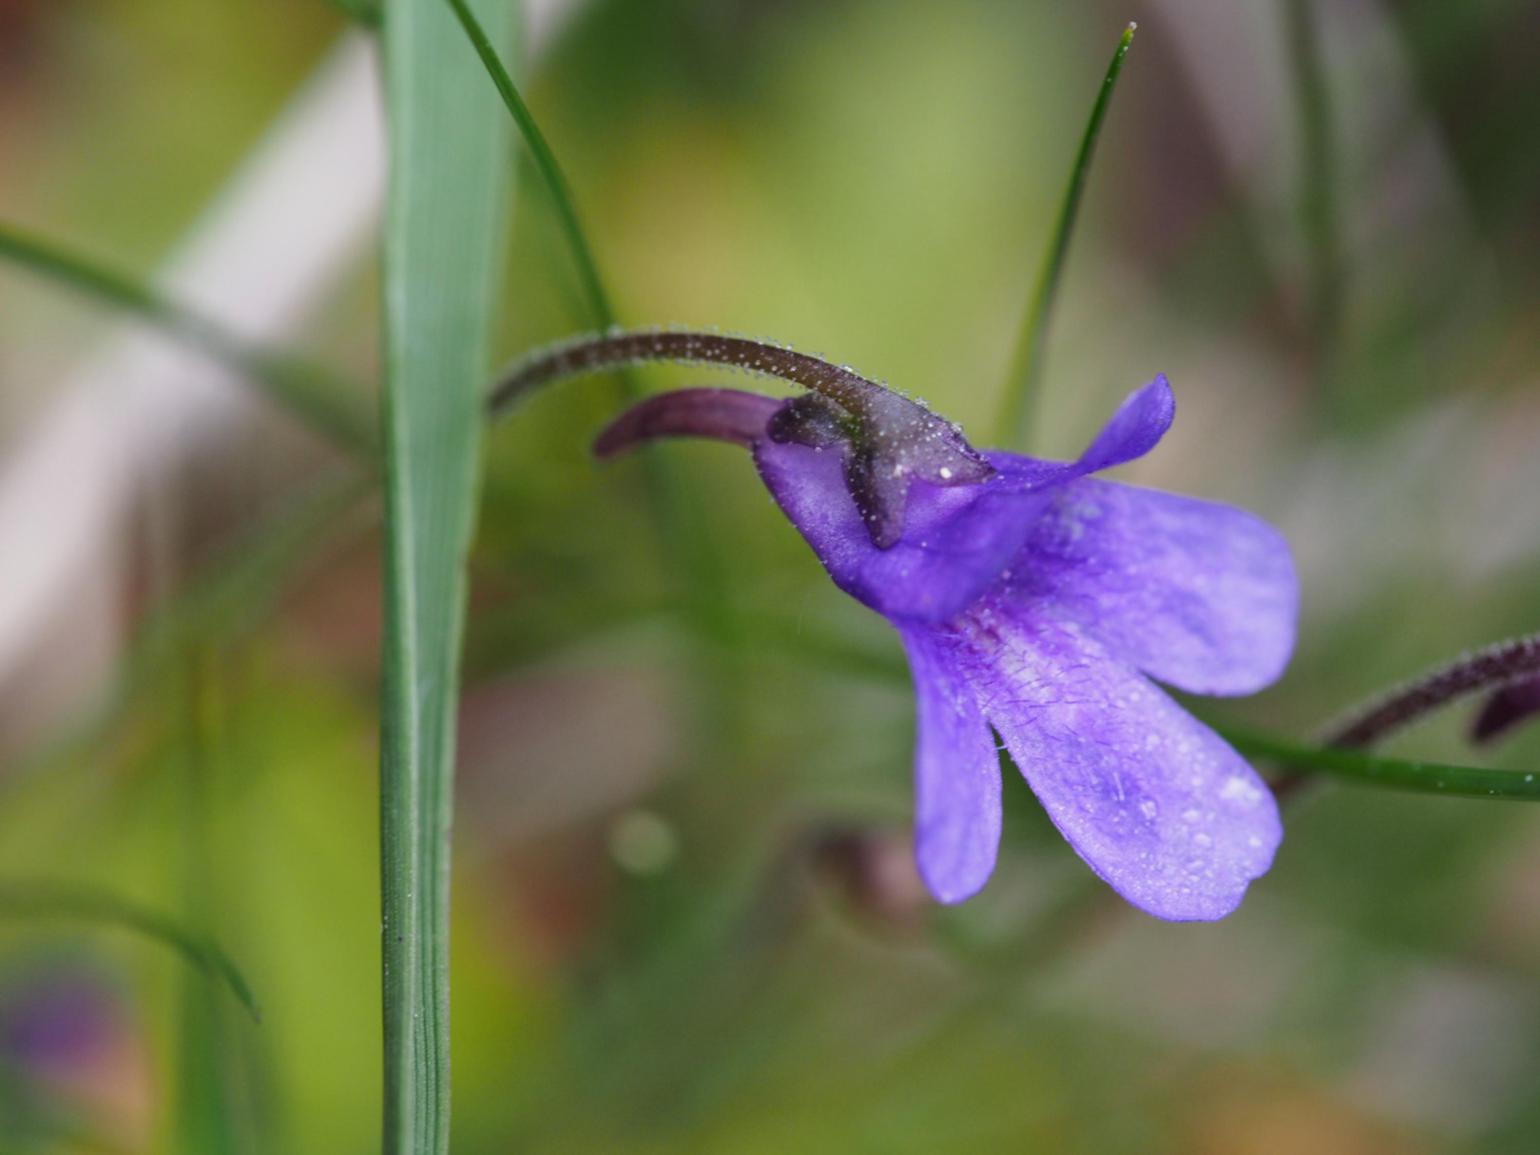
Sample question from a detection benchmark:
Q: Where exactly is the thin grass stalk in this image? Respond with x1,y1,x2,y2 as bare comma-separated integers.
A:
995,23,1135,450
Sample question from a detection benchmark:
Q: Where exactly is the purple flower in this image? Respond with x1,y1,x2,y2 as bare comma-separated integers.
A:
592,367,1297,921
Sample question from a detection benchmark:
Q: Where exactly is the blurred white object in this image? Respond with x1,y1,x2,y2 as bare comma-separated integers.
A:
0,36,385,734
0,2,589,743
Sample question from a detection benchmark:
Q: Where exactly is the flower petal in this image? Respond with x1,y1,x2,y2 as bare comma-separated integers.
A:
754,438,1058,622
897,625,1003,904
1076,375,1175,473
949,606,1281,921
1000,478,1298,695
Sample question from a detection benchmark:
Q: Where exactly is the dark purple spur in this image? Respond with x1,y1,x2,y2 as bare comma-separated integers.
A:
499,331,1299,921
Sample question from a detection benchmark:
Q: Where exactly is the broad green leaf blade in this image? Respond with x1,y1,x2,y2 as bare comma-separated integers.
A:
379,0,513,1152
0,881,260,1021
0,221,375,455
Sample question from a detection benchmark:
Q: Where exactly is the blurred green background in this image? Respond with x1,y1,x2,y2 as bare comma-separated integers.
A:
1,0,1539,1151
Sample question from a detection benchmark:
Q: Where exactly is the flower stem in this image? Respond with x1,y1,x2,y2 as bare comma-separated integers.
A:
1223,726,1540,803
1323,632,1540,748
995,23,1136,450
1267,630,1540,801
490,329,897,418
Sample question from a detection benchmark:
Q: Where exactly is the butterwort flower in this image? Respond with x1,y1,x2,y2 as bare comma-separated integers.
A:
495,331,1298,921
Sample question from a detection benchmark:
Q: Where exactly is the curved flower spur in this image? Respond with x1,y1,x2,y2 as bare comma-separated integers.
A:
495,331,1299,921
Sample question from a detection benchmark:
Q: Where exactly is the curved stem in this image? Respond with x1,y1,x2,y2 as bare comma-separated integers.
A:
1268,630,1540,801
489,330,892,418
1323,632,1540,748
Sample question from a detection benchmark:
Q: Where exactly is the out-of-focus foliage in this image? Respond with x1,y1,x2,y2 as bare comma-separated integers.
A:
0,0,1538,1151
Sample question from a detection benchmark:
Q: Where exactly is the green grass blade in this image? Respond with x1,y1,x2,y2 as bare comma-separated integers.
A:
1222,726,1540,802
379,0,514,1150
996,23,1136,449
441,0,615,334
0,221,375,455
0,881,260,1021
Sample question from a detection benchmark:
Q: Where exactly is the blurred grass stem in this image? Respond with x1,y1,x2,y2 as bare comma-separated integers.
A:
0,882,259,1021
329,0,382,27
0,221,375,454
1284,0,1343,416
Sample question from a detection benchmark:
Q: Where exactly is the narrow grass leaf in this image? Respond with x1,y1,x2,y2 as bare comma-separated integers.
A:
0,881,260,1021
0,221,375,454
379,0,513,1151
997,23,1136,449
441,0,614,334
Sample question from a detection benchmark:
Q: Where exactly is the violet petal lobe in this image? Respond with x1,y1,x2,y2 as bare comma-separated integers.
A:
896,625,1003,904
1074,374,1176,473
1000,478,1298,695
945,605,1282,921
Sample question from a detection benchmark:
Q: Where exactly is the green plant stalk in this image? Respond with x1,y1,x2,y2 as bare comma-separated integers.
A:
996,23,1136,450
0,222,375,454
1223,725,1540,801
379,0,513,1150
